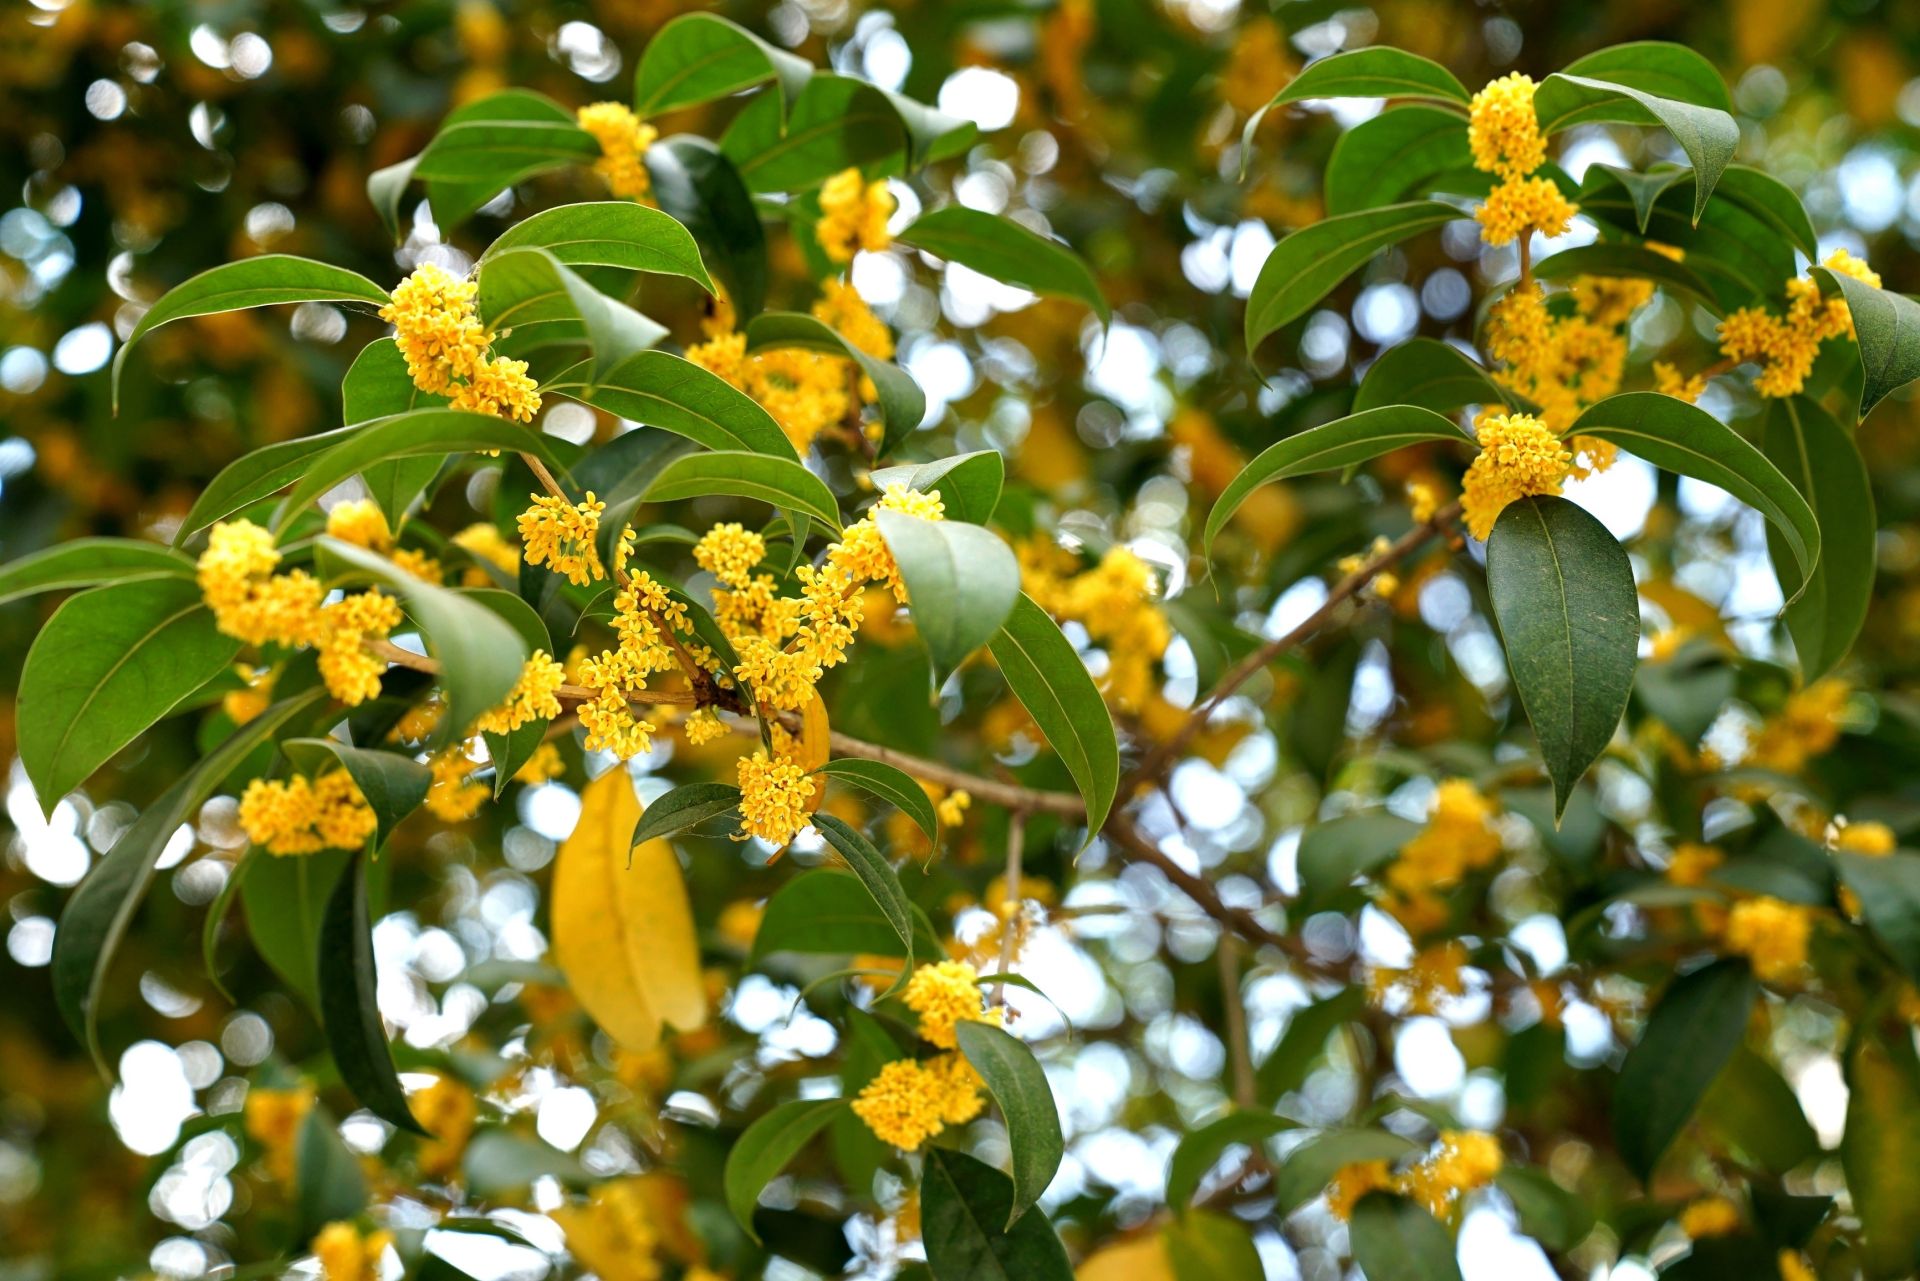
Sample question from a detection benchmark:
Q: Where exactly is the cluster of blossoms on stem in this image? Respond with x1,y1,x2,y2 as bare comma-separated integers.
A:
1367,939,1471,1015
312,1222,392,1281
1467,73,1577,247
575,101,657,202
237,770,378,856
815,165,896,263
1325,1130,1503,1222
241,1083,313,1181
1459,411,1573,542
850,961,996,1150
1378,779,1504,935
1018,540,1171,711
1713,249,1880,398
380,261,541,422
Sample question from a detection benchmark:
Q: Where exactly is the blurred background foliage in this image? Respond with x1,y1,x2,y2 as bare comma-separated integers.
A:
9,0,1920,1279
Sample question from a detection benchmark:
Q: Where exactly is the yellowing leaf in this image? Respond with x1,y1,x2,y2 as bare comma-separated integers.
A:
1077,1234,1171,1281
796,686,831,814
552,770,707,1050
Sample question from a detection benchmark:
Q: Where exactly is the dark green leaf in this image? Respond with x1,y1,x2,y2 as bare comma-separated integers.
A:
722,74,909,194
752,869,937,963
295,1106,368,1239
483,201,713,292
814,759,941,847
1836,852,1920,984
318,853,426,1134
1257,987,1364,1104
561,350,795,459
988,594,1119,839
1535,242,1719,309
342,338,449,523
875,511,1020,686
243,848,350,1013
1715,165,1819,261
411,89,596,184
645,136,769,318
1580,164,1692,233
642,447,843,532
1613,958,1756,1180
1351,339,1515,415
631,11,813,118
1535,58,1737,221
1245,202,1459,359
922,1149,1073,1281
1266,47,1470,106
956,1021,1064,1226
1324,106,1471,216
869,451,1004,526
1494,1166,1594,1252
0,538,193,606
811,813,916,966
898,206,1108,325
1165,1109,1295,1212
629,782,743,848
745,311,924,456
1698,1046,1819,1175
1844,1023,1920,1278
1296,811,1422,910
281,739,432,851
478,246,667,385
1811,267,1920,419
1764,397,1874,678
1349,1193,1464,1281
724,1098,847,1238
1163,1210,1264,1281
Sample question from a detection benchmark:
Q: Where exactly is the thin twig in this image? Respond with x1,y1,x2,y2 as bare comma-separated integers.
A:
1219,934,1255,1108
823,730,1086,817
992,812,1026,1005
362,637,698,706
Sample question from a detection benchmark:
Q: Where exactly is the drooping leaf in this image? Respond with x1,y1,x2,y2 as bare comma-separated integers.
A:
1698,1046,1820,1176
1324,106,1471,216
875,511,1021,687
482,202,714,292
412,89,598,229
1485,495,1639,817
1164,1110,1295,1213
1580,164,1693,234
645,135,769,318
1764,397,1874,678
627,781,742,848
1576,168,1786,311
814,759,941,847
18,578,239,811
1613,958,1756,1180
477,246,668,385
1348,1193,1464,1281
722,74,909,193
723,1098,848,1239
752,870,926,963
0,538,193,607
955,1022,1064,1226
643,448,843,532
1245,202,1460,360
810,813,917,964
988,594,1120,839
1272,1129,1418,1212
1204,406,1468,558
243,847,351,1013
744,311,925,455
1351,339,1515,415
1494,1167,1594,1253
897,206,1108,325
562,350,796,459
869,450,1005,526
1266,47,1471,106
551,769,708,1050
1844,1021,1920,1278
922,1148,1074,1281
631,11,813,119
1811,267,1920,419
295,1105,368,1239
318,852,426,1134
367,156,419,242
113,256,389,407
281,738,432,851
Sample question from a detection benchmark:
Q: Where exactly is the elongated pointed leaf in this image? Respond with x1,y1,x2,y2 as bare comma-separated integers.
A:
811,813,916,965
1485,496,1639,816
242,847,351,1012
113,256,390,408
814,759,940,847
644,449,843,532
19,579,239,811
281,739,432,850
632,11,813,119
1349,1193,1464,1281
724,1098,849,1239
722,74,910,193
988,594,1119,838
751,869,941,963
645,135,769,318
1165,1109,1295,1213
1764,397,1874,678
483,202,713,292
1245,202,1459,359
295,1105,368,1239
1274,1129,1419,1212
318,853,426,1134
899,206,1108,325
1716,164,1819,261
0,539,193,606
478,246,667,385
368,156,419,242
342,338,450,522
1296,811,1423,911
411,89,597,184
1204,406,1467,557
956,1022,1064,1226
869,450,1004,525
1554,41,1734,111
875,511,1020,686
1614,958,1756,1180
745,311,924,456
1266,47,1470,106
628,781,742,848
1835,852,1920,984
1568,392,1820,591
922,1148,1074,1281
560,350,795,459
1352,339,1516,416
1324,106,1471,216
1535,60,1736,221
1812,267,1920,418
1257,987,1365,1104
1844,1022,1920,1277
1535,242,1719,309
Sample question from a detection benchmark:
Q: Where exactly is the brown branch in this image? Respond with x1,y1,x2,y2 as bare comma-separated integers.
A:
1220,933,1255,1107
992,812,1026,1005
362,637,698,707
822,730,1086,817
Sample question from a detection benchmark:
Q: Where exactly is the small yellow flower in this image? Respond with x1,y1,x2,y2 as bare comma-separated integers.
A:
518,492,607,586
577,101,658,202
737,751,816,846
1834,820,1896,856
243,1082,314,1181
1724,897,1814,983
312,1222,392,1281
1326,1159,1395,1221
239,772,378,856
325,498,392,552
902,959,990,1049
1679,1196,1741,1238
816,167,895,263
852,1058,947,1150
1468,73,1547,181
1666,842,1724,887
693,522,767,591
472,650,566,736
1460,412,1572,541
1474,175,1578,246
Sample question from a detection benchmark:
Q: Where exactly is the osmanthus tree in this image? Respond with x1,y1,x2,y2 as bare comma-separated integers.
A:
14,15,1920,1281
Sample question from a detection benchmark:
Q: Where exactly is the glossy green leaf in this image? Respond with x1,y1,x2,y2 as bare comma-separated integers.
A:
628,782,742,848
1351,338,1515,415
1568,392,1820,591
631,11,813,118
898,206,1108,325
113,255,389,408
1576,169,1785,311
463,1130,591,1197
1580,164,1692,233
922,1148,1073,1281
752,870,928,963
814,759,941,847
560,350,795,459
722,74,909,193
1494,1167,1594,1252
1204,406,1467,558
645,135,769,318
1485,495,1639,817
956,1022,1064,1226
295,1105,368,1239
1554,42,1734,111
724,1098,847,1238
483,202,714,292
0,538,193,606
811,813,917,964
1267,47,1470,106
411,88,596,184
243,847,351,1013
1165,1110,1295,1213
1844,1022,1920,1278
1613,958,1756,1180
1349,1193,1464,1281
1698,1046,1820,1176
19,578,239,810
177,424,359,545
875,511,1020,686
281,738,432,851
1535,242,1719,309
1245,202,1459,359
869,450,1004,525
644,449,843,532
367,156,418,242
1324,106,1471,216
478,246,667,385
1296,811,1422,910
988,593,1120,839
319,852,426,1134
1812,267,1920,418
1764,397,1874,679
1715,165,1820,261
745,311,925,456
1273,1129,1418,1212
342,338,449,523
1836,852,1920,984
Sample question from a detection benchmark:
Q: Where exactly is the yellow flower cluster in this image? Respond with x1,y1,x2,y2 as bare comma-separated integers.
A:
1665,841,1724,887
1724,896,1814,982
816,166,895,263
1468,73,1575,245
693,522,766,590
1834,820,1896,856
1654,360,1707,404
380,262,540,422
454,521,520,583
326,498,392,552
1460,412,1572,541
410,1072,477,1178
904,959,993,1048
1325,1130,1502,1222
242,1082,314,1181
238,771,380,856
551,1177,662,1281
936,788,971,828
517,492,606,586
1485,279,1646,454
736,750,816,846
472,650,566,736
313,1222,392,1281
1718,250,1881,398
1381,780,1502,935
1743,678,1849,773
426,744,489,821
849,1053,986,1150
1367,940,1469,1015
316,591,406,707
198,519,324,648
575,571,701,760
1020,541,1171,710
1680,1196,1742,1238
577,101,657,202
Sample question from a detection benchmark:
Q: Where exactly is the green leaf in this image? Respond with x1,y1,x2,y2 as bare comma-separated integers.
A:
580,430,704,571
745,311,925,456
1576,169,1785,311
1844,1022,1920,1278
367,156,418,242
1165,1110,1295,1213
1557,42,1734,110
1351,339,1515,415
752,869,938,963
814,759,940,847
483,717,549,799
1324,106,1471,216
463,1130,591,1196
1698,1046,1819,1176
1715,165,1819,261
1836,852,1920,984
1349,1193,1464,1281
988,594,1120,839
176,425,357,545
273,409,569,533
18,579,239,810
295,1105,368,1239
1579,164,1692,234
242,847,350,1012
1764,397,1874,679
1245,202,1459,360
645,135,769,318
922,1148,1074,1281
411,88,597,184
1204,406,1468,558
1494,1167,1594,1252
0,538,193,606
1534,242,1719,310
1163,1210,1264,1281
52,689,326,1065
1296,811,1422,910
644,448,844,533
482,202,714,292
1273,1129,1418,1212
559,350,795,459
724,1098,848,1239
1811,267,1920,419
722,74,909,194
897,206,1108,325
1257,987,1364,1104
1485,495,1639,817
318,853,427,1134
955,1022,1064,1227
321,538,528,732
1613,958,1756,1180
869,451,1004,525
1266,47,1471,106
342,338,449,524
875,511,1020,686
628,782,742,848
811,813,916,966
631,11,814,119
1568,392,1821,591
113,255,389,408
478,246,668,385
281,739,431,851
